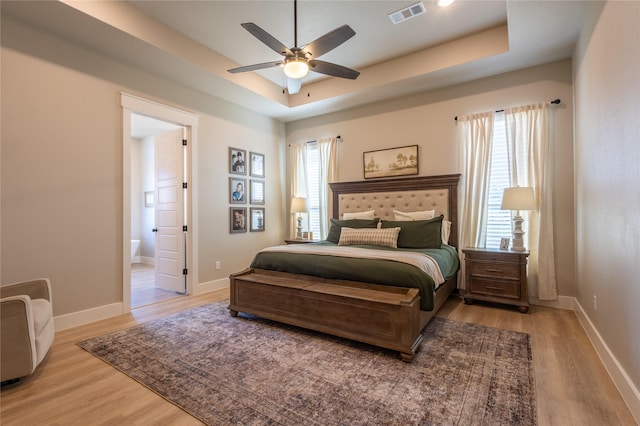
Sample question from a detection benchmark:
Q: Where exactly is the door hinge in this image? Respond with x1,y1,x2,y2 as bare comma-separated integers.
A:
182,139,187,146
183,225,188,232
183,268,188,275
183,182,188,189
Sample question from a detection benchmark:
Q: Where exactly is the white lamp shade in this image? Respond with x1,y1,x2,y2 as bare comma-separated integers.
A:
501,187,537,211
290,197,309,213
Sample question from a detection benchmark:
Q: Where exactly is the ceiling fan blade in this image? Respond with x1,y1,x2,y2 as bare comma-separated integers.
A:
308,60,360,79
301,25,356,58
228,61,283,74
287,77,303,94
241,23,293,56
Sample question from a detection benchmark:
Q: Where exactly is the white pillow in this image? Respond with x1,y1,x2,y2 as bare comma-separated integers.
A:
343,209,375,220
442,220,452,244
393,209,435,221
338,227,400,248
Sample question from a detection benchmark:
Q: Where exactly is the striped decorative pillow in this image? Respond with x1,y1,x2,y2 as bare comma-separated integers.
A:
338,227,401,248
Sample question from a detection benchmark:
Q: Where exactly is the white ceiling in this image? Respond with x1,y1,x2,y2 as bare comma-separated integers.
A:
2,0,588,125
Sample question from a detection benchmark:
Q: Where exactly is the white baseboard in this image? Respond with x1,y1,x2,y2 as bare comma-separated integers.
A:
53,277,228,331
575,300,640,424
141,256,154,265
54,302,123,331
530,295,575,310
194,277,230,295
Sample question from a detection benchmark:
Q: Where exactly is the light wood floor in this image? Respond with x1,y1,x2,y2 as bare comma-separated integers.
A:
131,263,183,308
1,291,636,426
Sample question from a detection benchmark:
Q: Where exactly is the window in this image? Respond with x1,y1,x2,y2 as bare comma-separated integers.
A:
485,112,513,248
305,142,321,238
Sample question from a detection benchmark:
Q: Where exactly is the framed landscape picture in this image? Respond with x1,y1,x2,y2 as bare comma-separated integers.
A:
363,145,419,179
250,152,265,178
250,207,265,232
230,207,247,233
229,147,247,175
229,177,247,204
250,180,265,205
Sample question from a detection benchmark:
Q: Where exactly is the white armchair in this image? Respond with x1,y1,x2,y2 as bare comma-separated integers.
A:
1,278,54,384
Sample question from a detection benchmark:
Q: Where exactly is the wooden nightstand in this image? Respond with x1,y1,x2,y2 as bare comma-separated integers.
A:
462,247,529,313
284,239,316,244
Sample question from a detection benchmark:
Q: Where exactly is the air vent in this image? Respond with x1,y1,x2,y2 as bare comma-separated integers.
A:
388,2,426,24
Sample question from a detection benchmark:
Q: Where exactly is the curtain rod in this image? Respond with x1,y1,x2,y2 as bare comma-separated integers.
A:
288,136,341,147
454,99,561,122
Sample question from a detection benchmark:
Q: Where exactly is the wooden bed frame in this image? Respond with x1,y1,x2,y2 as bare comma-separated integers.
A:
229,174,460,361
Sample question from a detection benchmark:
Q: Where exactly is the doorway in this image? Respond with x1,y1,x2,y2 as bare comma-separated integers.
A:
122,93,199,313
130,121,184,308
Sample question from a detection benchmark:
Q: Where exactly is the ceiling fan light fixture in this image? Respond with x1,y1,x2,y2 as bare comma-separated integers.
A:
283,58,309,79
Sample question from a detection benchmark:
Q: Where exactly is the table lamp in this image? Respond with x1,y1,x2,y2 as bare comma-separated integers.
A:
501,187,536,251
290,197,309,239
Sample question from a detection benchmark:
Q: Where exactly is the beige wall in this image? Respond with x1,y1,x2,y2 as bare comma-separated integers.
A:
1,19,286,316
286,59,576,297
574,0,640,399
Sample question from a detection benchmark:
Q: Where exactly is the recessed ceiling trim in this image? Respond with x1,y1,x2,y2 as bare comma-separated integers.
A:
288,24,509,108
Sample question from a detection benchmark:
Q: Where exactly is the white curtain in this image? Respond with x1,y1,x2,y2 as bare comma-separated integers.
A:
505,103,557,300
289,137,338,240
317,137,338,239
457,111,494,289
289,142,308,239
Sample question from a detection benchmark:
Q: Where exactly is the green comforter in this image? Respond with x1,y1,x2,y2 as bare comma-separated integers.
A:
250,241,459,311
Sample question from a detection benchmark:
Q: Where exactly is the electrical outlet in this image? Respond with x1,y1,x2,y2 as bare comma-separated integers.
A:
215,261,221,270
593,295,597,311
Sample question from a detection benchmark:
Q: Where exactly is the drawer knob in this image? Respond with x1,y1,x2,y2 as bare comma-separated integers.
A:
486,268,503,273
485,286,504,291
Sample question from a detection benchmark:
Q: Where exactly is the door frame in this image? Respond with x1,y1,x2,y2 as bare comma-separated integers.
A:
121,93,199,313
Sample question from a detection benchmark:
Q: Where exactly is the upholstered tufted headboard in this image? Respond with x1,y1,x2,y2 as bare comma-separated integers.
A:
329,174,460,248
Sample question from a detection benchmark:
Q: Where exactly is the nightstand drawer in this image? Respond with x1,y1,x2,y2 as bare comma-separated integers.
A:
469,262,520,279
466,251,521,263
468,278,520,299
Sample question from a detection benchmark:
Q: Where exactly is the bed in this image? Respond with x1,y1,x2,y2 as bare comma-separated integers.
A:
229,174,460,361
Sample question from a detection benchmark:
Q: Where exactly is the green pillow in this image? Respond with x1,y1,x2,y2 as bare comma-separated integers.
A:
381,215,443,249
326,218,379,243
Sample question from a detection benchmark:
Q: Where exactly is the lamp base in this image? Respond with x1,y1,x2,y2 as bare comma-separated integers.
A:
511,214,526,251
296,215,303,239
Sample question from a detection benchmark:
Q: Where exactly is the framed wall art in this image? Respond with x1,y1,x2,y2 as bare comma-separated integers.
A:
363,144,419,179
250,207,265,232
250,180,265,205
229,177,247,204
229,147,247,175
250,152,265,178
230,207,247,233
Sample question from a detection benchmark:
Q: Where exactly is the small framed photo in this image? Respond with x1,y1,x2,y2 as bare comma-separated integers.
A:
229,147,247,175
229,177,247,204
250,207,265,232
500,238,510,250
230,207,247,233
250,180,265,205
250,152,265,178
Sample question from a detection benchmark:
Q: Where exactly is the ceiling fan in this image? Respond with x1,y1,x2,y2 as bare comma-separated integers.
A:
227,0,360,94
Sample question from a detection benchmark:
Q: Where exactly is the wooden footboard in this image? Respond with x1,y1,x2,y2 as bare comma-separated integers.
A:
229,268,455,362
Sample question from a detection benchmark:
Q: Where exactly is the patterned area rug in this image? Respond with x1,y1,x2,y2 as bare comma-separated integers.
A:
78,302,536,425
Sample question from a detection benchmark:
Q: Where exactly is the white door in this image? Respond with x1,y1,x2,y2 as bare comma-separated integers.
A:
154,128,186,293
